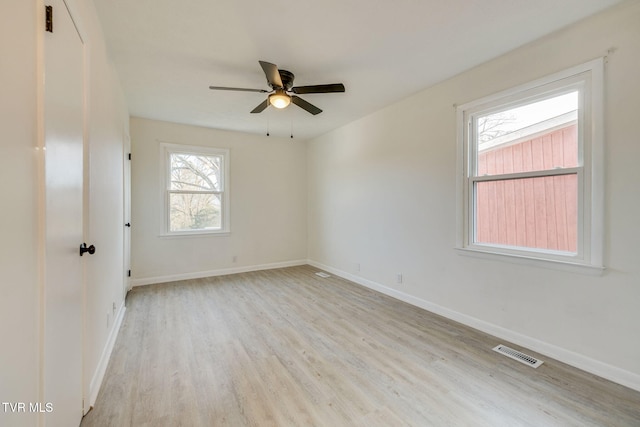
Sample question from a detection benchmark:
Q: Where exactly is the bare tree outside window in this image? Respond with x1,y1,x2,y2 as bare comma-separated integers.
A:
477,112,515,145
169,153,223,231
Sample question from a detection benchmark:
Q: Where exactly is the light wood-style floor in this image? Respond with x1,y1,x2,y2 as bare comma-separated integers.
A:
81,266,640,426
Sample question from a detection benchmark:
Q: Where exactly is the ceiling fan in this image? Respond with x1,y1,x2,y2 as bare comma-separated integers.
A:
209,61,345,115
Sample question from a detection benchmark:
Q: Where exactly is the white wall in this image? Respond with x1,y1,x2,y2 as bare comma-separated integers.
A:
0,3,40,426
307,1,640,390
0,1,129,425
130,117,308,284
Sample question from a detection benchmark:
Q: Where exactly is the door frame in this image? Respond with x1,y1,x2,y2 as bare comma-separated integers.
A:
123,130,132,295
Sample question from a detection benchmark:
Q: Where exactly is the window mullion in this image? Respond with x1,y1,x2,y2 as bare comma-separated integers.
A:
472,167,582,183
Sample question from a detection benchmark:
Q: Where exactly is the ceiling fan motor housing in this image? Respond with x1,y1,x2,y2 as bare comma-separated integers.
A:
278,69,295,90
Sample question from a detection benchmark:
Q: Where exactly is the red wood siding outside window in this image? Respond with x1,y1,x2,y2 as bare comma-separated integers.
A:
475,125,577,252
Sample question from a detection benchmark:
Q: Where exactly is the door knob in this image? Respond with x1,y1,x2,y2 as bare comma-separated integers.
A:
80,243,96,256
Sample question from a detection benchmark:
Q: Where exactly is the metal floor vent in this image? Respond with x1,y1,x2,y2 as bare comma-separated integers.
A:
493,344,544,368
315,272,331,278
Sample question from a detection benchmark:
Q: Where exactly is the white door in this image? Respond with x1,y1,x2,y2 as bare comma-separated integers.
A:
43,1,85,425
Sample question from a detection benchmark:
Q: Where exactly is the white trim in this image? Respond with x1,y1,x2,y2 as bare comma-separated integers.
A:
588,59,605,266
131,259,307,287
454,247,604,275
307,259,640,392
87,302,126,410
458,58,603,112
158,231,231,239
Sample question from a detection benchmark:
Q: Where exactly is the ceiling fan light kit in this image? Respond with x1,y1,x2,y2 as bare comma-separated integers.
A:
269,90,291,109
209,60,345,115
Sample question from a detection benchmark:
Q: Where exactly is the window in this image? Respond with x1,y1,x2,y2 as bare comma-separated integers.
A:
456,59,603,272
161,143,230,235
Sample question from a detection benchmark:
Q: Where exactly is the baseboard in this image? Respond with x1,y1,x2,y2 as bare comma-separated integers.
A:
307,259,640,393
131,259,308,287
87,301,126,410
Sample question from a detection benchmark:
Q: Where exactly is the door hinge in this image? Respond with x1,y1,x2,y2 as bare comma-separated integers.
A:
128,270,131,277
45,5,53,32
128,153,131,160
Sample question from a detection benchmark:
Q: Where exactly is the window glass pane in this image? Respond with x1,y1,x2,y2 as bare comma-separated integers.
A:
169,193,221,231
474,174,577,252
476,92,578,176
170,153,222,191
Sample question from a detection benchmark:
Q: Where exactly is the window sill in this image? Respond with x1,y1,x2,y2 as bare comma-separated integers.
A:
159,231,230,239
454,247,605,276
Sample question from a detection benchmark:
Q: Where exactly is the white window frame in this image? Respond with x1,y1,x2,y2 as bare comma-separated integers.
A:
160,142,230,236
455,59,604,274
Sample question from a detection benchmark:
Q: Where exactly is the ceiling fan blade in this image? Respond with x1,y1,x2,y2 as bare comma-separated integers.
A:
259,61,284,88
209,86,268,93
291,83,345,94
291,95,322,115
250,99,269,114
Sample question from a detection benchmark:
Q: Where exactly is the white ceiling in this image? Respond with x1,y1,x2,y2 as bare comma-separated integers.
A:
93,0,622,141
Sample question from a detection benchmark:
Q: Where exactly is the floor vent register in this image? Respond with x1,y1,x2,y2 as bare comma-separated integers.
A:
493,344,544,368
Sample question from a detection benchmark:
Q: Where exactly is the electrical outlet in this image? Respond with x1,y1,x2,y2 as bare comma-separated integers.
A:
112,302,116,314
396,273,403,284
232,255,237,263
355,262,360,272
